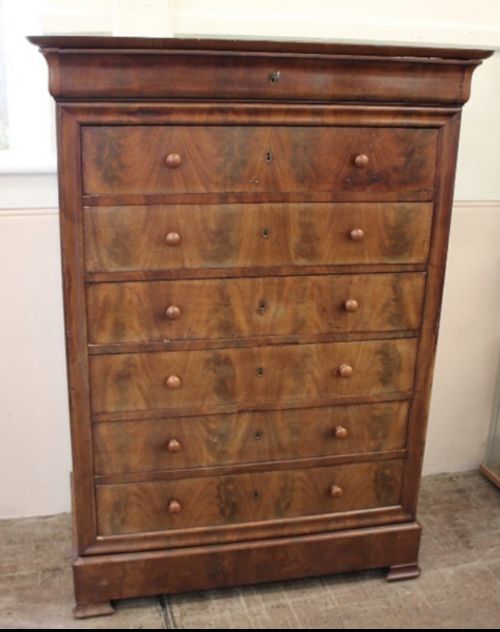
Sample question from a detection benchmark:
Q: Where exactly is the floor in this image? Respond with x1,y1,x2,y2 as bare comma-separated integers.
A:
1,471,499,629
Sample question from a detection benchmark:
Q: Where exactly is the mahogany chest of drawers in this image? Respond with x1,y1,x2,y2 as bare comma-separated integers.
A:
30,35,491,617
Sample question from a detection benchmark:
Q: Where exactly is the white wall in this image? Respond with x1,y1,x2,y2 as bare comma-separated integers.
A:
0,208,72,517
426,203,500,474
1,0,500,518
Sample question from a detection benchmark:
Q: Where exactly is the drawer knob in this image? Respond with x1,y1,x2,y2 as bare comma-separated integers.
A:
269,71,281,84
344,299,359,313
354,154,369,168
330,485,344,498
166,438,182,453
165,305,181,320
333,426,349,440
349,228,365,242
166,153,182,168
165,375,181,389
165,232,182,246
168,500,182,514
338,364,353,378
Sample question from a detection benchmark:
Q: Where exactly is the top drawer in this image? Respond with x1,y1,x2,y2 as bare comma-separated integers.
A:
81,125,437,196
30,37,489,104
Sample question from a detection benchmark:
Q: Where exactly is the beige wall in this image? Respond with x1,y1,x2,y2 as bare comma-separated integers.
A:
426,203,500,473
1,0,500,517
0,208,71,517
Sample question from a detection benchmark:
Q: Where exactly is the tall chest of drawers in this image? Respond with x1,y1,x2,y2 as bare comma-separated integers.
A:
31,36,491,617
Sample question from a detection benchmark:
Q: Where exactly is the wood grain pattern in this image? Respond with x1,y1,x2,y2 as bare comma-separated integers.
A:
96,459,403,536
93,401,409,475
87,273,425,345
30,35,489,613
30,35,491,104
81,126,437,196
400,112,463,515
85,505,411,554
84,202,433,273
72,522,422,605
55,107,98,554
27,35,491,58
90,339,418,415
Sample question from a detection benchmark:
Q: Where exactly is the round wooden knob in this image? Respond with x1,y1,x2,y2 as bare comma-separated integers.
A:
333,426,349,440
165,305,181,320
166,153,182,168
349,228,365,242
166,438,182,453
165,375,181,389
330,485,344,498
168,500,182,514
353,154,369,168
165,232,181,246
344,299,359,313
338,364,354,378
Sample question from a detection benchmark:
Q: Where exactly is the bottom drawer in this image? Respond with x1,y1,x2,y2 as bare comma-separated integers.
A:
96,459,403,536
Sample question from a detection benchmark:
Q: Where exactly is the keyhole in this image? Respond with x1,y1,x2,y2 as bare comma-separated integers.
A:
253,490,260,499
258,299,267,315
261,227,270,239
257,367,265,377
269,71,280,84
255,431,263,441
266,151,273,162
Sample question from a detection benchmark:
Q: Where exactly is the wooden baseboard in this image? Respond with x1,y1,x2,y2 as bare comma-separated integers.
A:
73,521,421,613
480,464,500,490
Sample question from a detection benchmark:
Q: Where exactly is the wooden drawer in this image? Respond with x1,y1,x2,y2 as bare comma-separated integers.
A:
84,202,433,274
96,459,404,536
87,273,425,345
94,402,409,476
31,41,480,104
90,339,417,416
82,126,437,196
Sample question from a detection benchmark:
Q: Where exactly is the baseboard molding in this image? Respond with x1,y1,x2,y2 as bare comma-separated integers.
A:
0,208,58,218
453,200,500,209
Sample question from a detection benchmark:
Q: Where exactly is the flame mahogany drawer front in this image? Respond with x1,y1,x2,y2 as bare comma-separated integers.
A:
90,339,418,416
94,402,409,476
87,272,425,345
84,202,433,274
25,41,483,103
81,125,437,196
31,35,491,615
96,459,404,537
